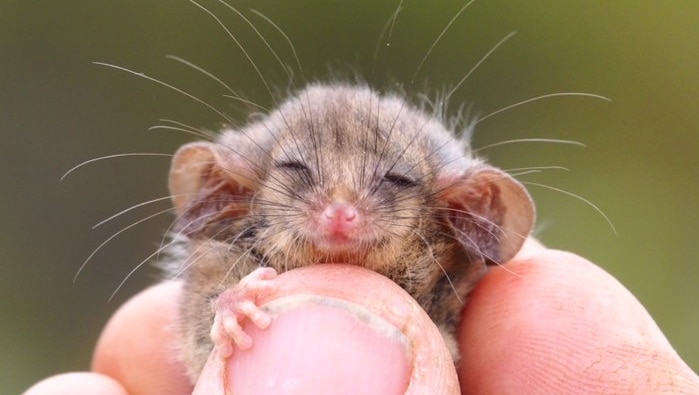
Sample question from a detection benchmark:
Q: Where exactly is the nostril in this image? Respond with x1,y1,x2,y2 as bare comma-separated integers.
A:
343,206,357,222
323,203,358,226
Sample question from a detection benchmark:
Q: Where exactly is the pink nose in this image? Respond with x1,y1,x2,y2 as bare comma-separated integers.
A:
321,202,359,234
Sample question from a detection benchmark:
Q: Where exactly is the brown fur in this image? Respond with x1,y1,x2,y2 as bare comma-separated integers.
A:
167,83,535,382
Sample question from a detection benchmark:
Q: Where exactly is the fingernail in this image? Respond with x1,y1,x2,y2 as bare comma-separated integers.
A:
226,296,412,395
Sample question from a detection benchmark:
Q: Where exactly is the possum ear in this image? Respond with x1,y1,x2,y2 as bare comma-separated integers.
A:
439,166,535,264
168,142,258,236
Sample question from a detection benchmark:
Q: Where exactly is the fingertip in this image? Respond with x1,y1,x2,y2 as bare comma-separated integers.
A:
228,300,412,395
92,281,192,395
459,248,699,394
194,265,460,395
22,372,127,395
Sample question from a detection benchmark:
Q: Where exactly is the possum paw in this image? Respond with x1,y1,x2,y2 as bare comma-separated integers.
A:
210,267,278,357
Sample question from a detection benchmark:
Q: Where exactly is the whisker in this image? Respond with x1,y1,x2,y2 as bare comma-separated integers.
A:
368,94,409,194
473,138,585,154
445,31,517,103
155,119,217,140
171,243,217,279
215,0,294,84
187,0,273,99
148,125,215,141
503,165,570,173
372,0,404,78
92,62,235,124
150,209,225,280
447,227,521,277
222,94,270,112
74,207,174,283
249,8,306,82
92,195,180,229
412,229,462,304
474,92,611,125
153,193,244,263
436,206,504,242
61,153,172,181
524,181,618,236
218,228,261,287
109,239,177,301
173,225,245,280
165,54,239,97
508,169,542,177
411,0,477,83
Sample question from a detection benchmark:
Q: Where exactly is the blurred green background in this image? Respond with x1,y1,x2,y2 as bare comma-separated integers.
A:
3,0,698,392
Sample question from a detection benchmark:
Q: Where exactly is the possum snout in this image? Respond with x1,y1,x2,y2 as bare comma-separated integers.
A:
321,201,360,236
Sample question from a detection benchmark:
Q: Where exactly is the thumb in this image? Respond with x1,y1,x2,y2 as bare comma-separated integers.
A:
194,264,459,395
458,240,699,394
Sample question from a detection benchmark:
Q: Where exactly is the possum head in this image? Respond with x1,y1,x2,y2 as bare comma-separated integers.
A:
168,84,534,270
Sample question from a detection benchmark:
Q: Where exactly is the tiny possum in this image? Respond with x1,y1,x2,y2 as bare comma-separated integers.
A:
166,82,535,382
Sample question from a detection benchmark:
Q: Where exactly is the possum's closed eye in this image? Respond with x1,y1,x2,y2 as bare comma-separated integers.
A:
383,172,419,187
274,160,307,171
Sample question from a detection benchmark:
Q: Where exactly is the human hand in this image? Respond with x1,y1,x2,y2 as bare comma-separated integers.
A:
458,239,699,394
23,240,699,394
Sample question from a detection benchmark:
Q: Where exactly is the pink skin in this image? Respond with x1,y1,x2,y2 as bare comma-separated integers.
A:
210,267,278,356
213,202,364,358
22,240,699,395
313,201,366,251
321,202,359,235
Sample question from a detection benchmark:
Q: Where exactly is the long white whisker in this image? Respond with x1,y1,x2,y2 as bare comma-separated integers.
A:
445,31,516,103
506,166,570,178
412,230,463,304
61,153,172,181
171,242,218,279
109,239,177,301
92,195,180,229
503,165,569,173
509,170,542,177
215,0,293,83
187,0,273,99
372,0,404,77
473,138,586,154
148,125,216,141
165,54,239,97
524,181,618,236
448,226,521,276
411,0,477,83
222,94,270,112
74,207,174,283
218,231,260,287
173,224,245,280
154,118,217,140
475,92,612,125
92,62,235,124
249,8,306,82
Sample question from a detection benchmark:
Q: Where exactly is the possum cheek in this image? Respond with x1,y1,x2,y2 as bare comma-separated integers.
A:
168,141,258,236
438,166,535,264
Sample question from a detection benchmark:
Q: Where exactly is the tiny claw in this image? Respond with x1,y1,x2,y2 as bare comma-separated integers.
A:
218,342,234,359
238,301,273,329
231,329,253,351
210,266,279,356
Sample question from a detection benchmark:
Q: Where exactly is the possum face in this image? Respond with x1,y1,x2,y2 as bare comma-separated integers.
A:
256,86,436,258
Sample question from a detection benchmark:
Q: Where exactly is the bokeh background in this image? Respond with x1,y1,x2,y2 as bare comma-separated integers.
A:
3,1,698,392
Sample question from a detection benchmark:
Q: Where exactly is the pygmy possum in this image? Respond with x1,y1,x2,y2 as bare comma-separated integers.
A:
166,83,535,382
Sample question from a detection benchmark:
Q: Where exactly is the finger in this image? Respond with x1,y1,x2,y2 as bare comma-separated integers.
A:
22,372,128,395
458,244,699,394
193,264,460,395
92,281,193,395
